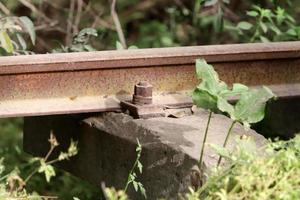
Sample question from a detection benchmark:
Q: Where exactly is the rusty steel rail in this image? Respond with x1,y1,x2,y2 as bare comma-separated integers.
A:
0,41,300,118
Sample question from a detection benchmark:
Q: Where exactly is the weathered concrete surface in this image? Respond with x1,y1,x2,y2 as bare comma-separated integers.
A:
24,110,266,199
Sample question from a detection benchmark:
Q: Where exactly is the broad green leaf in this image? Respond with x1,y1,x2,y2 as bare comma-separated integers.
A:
220,83,249,98
234,86,275,124
195,59,222,95
217,97,235,119
237,21,253,30
0,30,14,53
20,16,36,45
192,88,218,111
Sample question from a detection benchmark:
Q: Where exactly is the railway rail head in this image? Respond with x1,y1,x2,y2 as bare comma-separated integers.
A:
0,41,300,118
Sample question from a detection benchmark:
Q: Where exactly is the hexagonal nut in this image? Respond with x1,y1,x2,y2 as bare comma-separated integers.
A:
133,95,152,105
134,81,153,97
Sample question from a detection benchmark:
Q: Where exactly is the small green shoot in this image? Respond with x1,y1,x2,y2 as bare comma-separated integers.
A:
124,139,146,199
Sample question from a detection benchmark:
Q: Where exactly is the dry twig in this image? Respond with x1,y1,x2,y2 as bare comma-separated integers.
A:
74,0,83,34
0,2,10,15
18,0,51,23
111,0,127,49
66,0,76,46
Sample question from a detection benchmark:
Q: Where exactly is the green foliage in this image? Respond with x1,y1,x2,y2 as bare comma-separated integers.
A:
105,188,128,200
0,132,78,199
188,135,300,200
192,59,233,112
0,15,35,55
0,118,101,199
228,5,300,42
193,58,275,127
193,58,275,168
124,139,146,199
53,28,98,53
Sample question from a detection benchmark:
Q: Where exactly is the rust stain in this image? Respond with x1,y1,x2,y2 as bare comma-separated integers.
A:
0,42,299,117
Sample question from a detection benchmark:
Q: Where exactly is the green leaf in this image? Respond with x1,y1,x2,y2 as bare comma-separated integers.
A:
234,86,275,124
287,28,297,36
19,16,36,45
78,28,98,37
193,59,232,112
247,11,259,17
259,21,268,33
0,158,4,175
195,59,222,95
116,41,124,50
193,88,218,111
58,152,68,161
16,33,27,50
137,161,143,173
217,97,235,119
128,45,138,49
133,181,138,191
138,182,147,198
213,7,224,33
209,143,232,159
0,30,14,53
237,21,253,30
220,83,249,98
83,44,96,52
260,35,270,43
38,161,56,182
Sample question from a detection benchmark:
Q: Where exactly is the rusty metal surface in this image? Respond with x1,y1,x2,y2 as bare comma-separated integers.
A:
0,42,300,118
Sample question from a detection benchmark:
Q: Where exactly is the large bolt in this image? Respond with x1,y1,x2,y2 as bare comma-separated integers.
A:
133,81,153,105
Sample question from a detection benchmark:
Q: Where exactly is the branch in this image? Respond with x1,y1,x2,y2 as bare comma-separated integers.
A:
66,0,76,46
0,2,10,15
18,0,51,23
110,0,127,49
74,0,83,34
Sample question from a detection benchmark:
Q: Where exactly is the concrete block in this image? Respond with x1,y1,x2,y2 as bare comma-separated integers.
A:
24,111,266,199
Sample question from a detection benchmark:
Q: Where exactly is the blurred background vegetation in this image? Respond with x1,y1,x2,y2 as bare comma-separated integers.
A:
0,0,300,199
1,0,300,53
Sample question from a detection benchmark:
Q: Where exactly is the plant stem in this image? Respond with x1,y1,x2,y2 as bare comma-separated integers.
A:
24,168,39,183
124,148,141,192
193,0,202,25
199,110,212,169
217,121,236,167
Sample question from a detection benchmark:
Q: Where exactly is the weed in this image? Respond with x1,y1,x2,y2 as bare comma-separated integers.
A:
0,132,78,199
193,59,275,171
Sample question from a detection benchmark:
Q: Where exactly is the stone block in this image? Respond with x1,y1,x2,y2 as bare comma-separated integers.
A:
24,111,266,199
